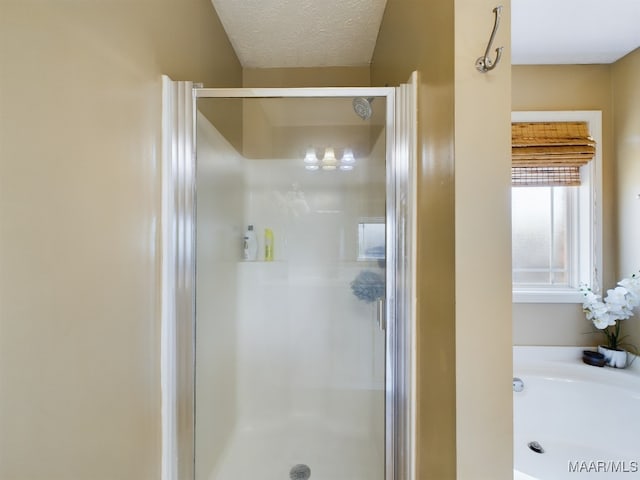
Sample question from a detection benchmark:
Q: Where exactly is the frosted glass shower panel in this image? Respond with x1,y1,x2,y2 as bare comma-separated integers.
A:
194,96,388,480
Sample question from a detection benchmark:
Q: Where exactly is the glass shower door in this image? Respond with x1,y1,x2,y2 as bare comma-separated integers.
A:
194,94,389,480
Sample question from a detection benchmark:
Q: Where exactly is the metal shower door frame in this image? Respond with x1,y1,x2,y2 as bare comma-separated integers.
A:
163,81,415,480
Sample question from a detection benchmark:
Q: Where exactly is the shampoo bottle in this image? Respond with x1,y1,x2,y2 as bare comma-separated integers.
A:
264,228,274,261
243,225,258,261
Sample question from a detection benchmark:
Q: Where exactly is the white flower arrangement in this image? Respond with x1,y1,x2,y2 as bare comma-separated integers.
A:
580,272,640,350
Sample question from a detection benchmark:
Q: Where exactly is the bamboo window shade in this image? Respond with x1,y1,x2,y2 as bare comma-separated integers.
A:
512,121,596,186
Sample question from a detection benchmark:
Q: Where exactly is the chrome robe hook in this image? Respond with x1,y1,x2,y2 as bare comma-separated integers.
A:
476,5,504,73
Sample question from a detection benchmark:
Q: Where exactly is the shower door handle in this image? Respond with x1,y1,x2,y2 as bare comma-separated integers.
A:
376,298,386,331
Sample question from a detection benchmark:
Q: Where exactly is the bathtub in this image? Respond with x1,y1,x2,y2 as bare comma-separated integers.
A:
514,346,640,480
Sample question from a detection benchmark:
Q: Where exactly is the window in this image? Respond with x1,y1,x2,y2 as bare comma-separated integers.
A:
512,186,573,286
511,111,602,303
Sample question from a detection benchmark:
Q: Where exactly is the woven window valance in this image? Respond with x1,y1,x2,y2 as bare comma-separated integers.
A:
512,121,596,186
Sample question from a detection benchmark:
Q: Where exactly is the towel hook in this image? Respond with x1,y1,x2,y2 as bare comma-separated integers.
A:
476,5,504,73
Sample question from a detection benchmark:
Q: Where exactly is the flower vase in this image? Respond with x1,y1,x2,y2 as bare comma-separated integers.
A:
597,345,628,368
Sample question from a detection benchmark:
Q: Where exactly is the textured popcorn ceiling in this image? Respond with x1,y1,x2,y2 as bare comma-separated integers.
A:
210,0,388,68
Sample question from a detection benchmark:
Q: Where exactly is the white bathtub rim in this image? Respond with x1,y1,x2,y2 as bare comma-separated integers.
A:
514,345,640,375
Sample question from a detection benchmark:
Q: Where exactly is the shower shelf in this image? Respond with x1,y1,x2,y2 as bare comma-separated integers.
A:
239,260,286,264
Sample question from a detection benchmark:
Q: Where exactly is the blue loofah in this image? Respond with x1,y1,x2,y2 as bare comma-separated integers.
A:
351,270,385,303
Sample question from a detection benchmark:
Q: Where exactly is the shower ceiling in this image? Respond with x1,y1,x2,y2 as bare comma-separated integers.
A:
210,0,639,68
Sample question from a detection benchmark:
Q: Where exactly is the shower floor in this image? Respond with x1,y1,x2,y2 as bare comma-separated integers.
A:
204,415,383,480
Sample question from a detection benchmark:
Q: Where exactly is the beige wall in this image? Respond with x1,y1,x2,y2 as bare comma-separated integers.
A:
0,1,241,479
612,47,640,348
373,1,513,478
243,66,371,87
511,65,615,346
212,66,372,154
453,1,512,478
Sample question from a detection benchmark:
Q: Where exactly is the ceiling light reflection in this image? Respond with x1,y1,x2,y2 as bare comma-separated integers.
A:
321,147,337,166
341,148,355,164
304,147,319,164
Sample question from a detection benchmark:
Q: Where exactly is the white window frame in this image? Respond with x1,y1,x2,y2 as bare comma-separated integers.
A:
512,110,603,303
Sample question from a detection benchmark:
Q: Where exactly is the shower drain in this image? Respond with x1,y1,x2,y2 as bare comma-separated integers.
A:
528,441,545,454
289,463,311,480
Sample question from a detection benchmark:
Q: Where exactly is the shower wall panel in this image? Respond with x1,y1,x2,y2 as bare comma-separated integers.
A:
236,166,386,426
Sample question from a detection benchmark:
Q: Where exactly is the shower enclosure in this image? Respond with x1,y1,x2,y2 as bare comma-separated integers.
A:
161,78,416,480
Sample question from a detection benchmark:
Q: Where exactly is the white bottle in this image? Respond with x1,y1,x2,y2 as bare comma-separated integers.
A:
242,225,258,261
